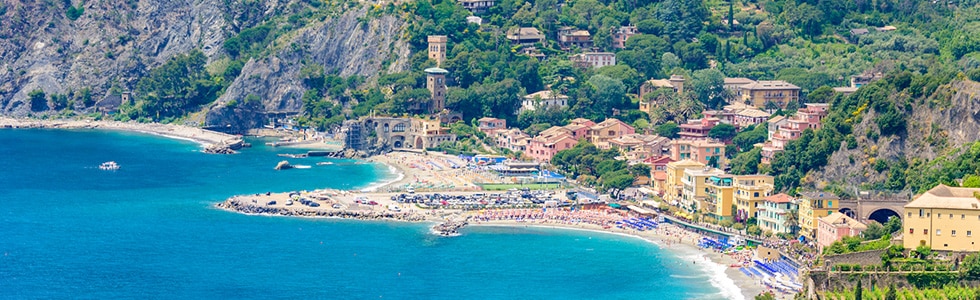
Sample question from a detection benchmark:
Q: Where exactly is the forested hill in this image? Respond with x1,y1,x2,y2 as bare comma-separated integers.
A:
2,0,980,139
762,75,980,196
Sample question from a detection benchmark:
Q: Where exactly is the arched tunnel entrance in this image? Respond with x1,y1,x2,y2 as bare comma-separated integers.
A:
868,209,901,224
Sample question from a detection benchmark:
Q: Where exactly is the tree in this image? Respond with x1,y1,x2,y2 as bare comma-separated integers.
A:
688,69,726,109
754,292,776,300
656,122,680,139
707,155,719,168
807,86,836,103
629,164,651,177
656,0,709,41
962,175,980,188
962,253,980,280
855,277,863,300
708,123,737,141
732,124,767,151
884,285,897,300
29,89,47,112
730,148,761,175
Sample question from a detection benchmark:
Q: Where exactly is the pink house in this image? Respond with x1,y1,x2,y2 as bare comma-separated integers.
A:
477,117,506,134
589,118,636,147
527,127,578,162
761,103,830,164
678,118,720,140
816,212,868,252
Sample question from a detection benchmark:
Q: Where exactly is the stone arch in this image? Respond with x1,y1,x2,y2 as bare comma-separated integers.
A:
391,135,406,148
415,137,424,149
868,208,901,224
839,208,856,219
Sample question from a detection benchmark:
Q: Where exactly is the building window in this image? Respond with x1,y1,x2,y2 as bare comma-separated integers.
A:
908,212,912,217
969,231,973,237
936,229,941,236
910,228,914,234
953,230,957,236
923,229,928,235
919,209,924,217
950,214,954,219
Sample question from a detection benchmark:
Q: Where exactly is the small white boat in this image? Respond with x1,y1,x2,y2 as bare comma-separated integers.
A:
316,162,334,166
99,161,120,170
285,199,294,206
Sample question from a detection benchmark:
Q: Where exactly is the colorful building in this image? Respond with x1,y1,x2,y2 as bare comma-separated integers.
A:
611,25,638,49
903,184,980,252
681,167,726,214
761,103,830,164
477,117,506,134
660,160,705,205
739,80,801,109
669,139,726,167
758,193,799,235
704,174,736,221
816,212,867,252
733,175,775,221
798,191,840,239
588,118,636,148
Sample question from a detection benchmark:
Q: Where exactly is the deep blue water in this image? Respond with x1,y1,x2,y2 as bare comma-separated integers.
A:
0,129,726,299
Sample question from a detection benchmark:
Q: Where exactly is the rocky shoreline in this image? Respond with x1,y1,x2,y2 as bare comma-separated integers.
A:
216,196,430,222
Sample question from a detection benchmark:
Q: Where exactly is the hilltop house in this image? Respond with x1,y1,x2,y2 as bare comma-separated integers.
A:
558,27,593,49
570,52,616,69
520,90,569,113
506,27,545,45
611,25,638,49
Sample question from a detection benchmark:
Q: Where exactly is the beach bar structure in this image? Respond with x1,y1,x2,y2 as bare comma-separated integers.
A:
489,161,540,177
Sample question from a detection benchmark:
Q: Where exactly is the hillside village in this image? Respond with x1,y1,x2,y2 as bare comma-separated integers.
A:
5,0,980,298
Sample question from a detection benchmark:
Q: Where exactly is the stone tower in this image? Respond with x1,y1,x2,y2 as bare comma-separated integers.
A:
669,75,686,94
427,35,448,66
425,67,449,113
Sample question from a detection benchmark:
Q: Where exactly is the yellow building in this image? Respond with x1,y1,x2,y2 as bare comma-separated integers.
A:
704,175,735,221
903,184,980,252
798,191,840,238
660,160,705,205
681,168,725,213
733,175,775,221
739,80,800,109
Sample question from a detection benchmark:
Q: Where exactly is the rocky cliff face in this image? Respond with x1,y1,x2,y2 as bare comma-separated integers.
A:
0,1,409,128
810,80,980,190
0,0,229,114
204,11,410,131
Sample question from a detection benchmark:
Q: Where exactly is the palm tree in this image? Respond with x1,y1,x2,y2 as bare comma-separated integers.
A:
785,209,800,235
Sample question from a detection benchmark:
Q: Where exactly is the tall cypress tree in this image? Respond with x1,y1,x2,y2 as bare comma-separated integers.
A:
728,1,734,30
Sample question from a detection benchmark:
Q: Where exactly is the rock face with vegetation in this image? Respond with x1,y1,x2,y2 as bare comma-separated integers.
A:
204,10,409,131
0,0,228,114
0,0,408,130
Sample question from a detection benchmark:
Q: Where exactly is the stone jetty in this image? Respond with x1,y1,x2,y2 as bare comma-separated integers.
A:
217,196,429,222
432,220,468,236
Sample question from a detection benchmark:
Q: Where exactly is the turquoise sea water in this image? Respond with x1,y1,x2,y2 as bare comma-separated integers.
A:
0,129,728,299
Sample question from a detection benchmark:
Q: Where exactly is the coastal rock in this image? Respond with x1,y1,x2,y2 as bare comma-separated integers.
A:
274,160,292,170
203,10,410,133
0,2,410,134
0,0,228,115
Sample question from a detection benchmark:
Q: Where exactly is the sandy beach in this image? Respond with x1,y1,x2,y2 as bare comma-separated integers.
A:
0,116,239,147
365,151,506,192
217,187,773,300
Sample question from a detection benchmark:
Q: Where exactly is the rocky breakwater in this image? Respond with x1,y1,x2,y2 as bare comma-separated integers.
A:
432,220,468,236
216,196,428,222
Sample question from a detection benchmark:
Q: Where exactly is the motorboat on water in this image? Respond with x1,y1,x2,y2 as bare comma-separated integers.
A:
99,161,120,170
